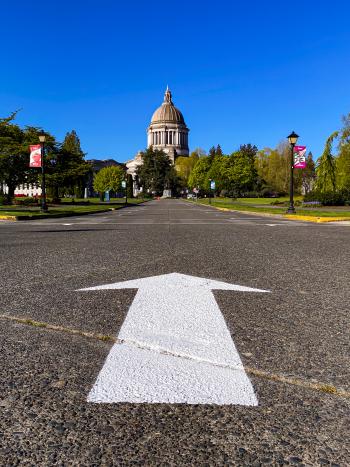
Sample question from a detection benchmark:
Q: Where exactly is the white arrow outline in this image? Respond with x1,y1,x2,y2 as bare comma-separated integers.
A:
79,273,269,405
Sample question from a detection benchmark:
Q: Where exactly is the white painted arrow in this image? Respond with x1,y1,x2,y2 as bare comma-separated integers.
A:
79,273,269,405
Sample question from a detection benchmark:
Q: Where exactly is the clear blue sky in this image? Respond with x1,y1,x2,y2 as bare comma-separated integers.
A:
1,0,349,161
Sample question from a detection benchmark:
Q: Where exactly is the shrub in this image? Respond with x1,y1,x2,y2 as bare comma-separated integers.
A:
240,191,261,198
270,200,286,206
13,197,39,206
0,195,6,205
137,193,152,199
304,190,347,206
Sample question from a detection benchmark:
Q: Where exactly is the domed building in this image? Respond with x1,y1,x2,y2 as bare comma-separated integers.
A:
147,86,189,161
126,87,190,186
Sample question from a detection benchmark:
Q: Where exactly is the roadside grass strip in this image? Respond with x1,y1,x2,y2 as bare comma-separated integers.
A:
0,200,148,221
1,312,349,401
188,201,350,223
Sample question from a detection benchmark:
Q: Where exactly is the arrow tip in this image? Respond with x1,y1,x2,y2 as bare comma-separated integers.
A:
77,273,269,293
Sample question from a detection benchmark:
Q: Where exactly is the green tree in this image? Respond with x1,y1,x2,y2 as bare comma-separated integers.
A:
207,155,228,194
336,113,350,190
175,153,199,186
208,144,223,161
255,144,293,195
48,130,91,198
315,132,338,193
188,156,212,190
302,152,316,194
0,116,50,202
136,147,177,196
93,165,124,198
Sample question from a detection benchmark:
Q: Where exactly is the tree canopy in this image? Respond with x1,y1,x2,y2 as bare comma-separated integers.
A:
136,147,178,196
0,114,91,202
93,165,125,194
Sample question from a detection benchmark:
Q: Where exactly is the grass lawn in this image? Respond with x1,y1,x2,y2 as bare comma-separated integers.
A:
192,198,350,218
0,198,146,218
60,197,145,205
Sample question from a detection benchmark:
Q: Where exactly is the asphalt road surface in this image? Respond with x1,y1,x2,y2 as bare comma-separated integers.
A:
0,199,349,466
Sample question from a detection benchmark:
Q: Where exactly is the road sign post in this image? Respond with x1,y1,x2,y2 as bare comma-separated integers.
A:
209,180,215,205
122,180,127,206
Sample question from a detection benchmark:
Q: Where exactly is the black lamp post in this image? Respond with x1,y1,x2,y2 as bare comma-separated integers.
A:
38,131,48,212
286,131,299,214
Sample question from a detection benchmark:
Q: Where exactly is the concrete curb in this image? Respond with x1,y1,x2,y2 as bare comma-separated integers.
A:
0,215,18,221
284,215,350,223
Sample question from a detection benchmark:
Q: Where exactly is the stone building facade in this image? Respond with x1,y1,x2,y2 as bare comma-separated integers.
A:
126,87,190,195
146,86,189,162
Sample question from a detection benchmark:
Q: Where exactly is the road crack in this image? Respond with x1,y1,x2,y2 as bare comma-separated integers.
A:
1,312,349,400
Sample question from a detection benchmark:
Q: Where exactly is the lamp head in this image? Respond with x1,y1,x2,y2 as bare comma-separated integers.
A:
38,131,46,143
287,131,299,145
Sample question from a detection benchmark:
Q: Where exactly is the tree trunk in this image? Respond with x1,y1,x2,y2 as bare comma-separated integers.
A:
6,183,15,203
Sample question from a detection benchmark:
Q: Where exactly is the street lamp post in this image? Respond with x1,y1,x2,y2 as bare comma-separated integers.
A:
286,131,299,214
38,131,48,212
209,179,212,205
125,178,128,206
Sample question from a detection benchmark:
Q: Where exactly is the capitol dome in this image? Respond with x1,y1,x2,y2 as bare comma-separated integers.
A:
151,88,185,124
147,87,189,160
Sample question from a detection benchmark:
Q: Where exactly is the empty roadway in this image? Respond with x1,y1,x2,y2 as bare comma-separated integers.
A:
0,199,349,465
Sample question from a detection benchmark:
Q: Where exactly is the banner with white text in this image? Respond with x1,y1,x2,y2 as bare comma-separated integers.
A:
293,145,307,169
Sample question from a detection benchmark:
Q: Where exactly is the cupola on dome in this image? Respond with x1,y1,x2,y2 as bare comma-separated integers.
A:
151,87,185,124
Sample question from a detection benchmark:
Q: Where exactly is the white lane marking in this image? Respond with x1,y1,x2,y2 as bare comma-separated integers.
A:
265,223,285,227
229,217,266,220
79,273,269,405
63,223,72,226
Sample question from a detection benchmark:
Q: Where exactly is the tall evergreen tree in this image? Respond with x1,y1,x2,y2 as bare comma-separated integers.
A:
47,130,91,198
336,113,350,190
208,146,217,161
302,152,316,194
215,144,223,156
315,132,338,193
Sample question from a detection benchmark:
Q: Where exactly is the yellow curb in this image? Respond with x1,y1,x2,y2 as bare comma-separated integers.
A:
0,215,17,221
187,200,350,222
199,205,283,218
284,215,350,223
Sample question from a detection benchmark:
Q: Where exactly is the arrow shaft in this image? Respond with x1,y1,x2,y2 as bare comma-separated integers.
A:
118,287,244,368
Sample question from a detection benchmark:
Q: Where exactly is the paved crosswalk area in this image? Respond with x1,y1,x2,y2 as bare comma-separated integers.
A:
0,199,341,227
0,199,349,465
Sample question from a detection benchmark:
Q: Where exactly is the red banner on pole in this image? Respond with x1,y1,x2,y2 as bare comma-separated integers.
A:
29,144,42,168
293,146,307,169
